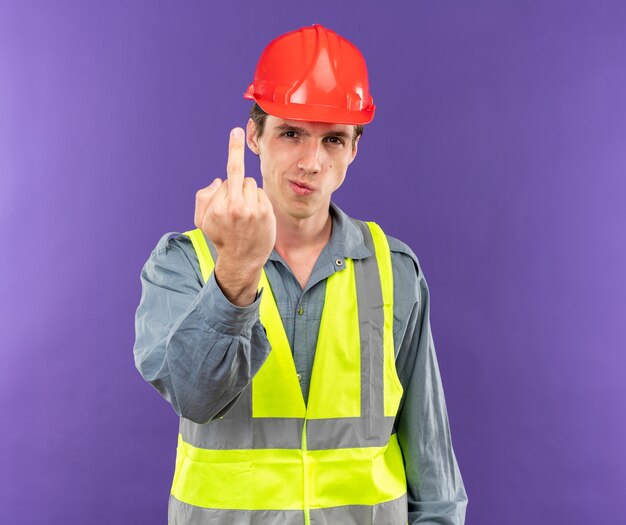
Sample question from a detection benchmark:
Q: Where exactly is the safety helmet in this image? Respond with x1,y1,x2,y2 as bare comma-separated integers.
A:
244,24,375,125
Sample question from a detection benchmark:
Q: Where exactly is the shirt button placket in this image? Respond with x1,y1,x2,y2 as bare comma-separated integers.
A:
294,299,307,393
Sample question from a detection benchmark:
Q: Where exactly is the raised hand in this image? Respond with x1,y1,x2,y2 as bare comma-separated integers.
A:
194,127,276,306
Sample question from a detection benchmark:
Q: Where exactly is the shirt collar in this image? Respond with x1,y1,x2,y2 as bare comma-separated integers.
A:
327,202,372,260
268,202,372,263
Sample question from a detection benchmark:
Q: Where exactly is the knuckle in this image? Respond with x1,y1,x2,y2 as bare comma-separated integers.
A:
230,202,254,221
227,162,243,174
259,195,271,210
227,201,243,220
210,202,224,218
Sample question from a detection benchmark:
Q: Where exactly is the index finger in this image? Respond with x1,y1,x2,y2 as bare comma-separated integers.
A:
226,127,245,193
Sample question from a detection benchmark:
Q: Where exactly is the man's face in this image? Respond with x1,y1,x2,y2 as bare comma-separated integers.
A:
246,115,359,222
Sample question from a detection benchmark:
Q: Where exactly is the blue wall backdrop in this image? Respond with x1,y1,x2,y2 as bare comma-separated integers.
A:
1,1,625,523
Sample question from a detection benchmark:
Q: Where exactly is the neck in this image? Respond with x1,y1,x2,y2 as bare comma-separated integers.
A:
273,206,332,258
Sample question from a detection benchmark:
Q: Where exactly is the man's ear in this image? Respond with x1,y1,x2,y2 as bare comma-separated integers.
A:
246,118,260,155
348,135,359,165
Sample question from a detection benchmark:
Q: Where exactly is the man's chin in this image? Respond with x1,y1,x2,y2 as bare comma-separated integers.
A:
286,204,319,221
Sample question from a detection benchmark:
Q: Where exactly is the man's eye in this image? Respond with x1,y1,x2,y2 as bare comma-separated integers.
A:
326,136,345,146
281,131,298,138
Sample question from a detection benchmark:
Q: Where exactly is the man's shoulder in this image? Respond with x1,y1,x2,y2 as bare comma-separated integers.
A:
337,206,424,280
386,235,419,263
380,232,427,310
385,233,423,280
151,230,194,255
144,230,202,283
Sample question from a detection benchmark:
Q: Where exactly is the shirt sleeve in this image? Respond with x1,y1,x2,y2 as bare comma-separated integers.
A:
133,232,271,424
389,240,468,524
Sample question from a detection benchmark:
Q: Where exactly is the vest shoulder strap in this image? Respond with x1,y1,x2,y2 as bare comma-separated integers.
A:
183,229,216,284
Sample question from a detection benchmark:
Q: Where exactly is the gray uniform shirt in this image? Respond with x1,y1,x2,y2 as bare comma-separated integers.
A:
133,202,467,524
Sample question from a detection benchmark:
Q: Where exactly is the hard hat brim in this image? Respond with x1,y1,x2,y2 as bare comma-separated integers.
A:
247,95,375,126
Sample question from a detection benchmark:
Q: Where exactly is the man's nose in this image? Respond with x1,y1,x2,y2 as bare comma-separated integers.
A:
297,141,323,174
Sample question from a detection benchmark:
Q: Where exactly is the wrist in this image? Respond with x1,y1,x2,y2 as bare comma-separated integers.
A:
214,259,262,307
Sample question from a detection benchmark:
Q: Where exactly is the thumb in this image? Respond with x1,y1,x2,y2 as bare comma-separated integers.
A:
206,177,224,200
194,178,224,229
209,177,222,189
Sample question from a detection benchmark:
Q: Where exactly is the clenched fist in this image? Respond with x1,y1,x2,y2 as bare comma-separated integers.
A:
194,127,276,306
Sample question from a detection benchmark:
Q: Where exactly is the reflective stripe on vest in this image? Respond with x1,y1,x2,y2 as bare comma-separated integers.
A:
169,493,408,525
171,221,406,524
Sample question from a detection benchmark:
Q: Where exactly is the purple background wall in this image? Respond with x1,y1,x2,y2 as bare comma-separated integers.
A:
2,1,625,523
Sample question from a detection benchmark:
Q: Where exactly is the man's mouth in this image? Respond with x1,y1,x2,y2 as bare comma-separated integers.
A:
289,180,314,195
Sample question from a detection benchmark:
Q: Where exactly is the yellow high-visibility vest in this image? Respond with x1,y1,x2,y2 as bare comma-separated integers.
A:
170,220,406,525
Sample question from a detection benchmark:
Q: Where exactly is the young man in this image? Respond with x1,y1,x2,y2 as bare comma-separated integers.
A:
134,24,467,524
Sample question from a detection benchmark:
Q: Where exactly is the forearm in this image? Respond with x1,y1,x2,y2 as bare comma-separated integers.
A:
394,270,467,524
399,344,468,525
133,233,271,423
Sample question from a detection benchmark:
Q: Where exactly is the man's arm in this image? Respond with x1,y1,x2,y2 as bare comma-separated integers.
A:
133,232,270,423
133,126,276,423
390,241,468,524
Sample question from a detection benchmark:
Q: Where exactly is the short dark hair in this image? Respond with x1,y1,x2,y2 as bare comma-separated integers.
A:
249,103,364,148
